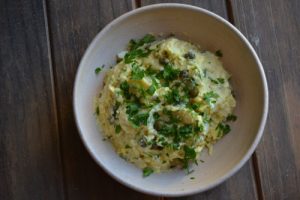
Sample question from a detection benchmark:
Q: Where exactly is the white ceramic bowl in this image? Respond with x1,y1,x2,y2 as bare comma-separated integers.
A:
74,3,268,197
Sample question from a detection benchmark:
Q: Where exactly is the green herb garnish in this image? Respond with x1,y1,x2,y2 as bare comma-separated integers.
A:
145,68,157,76
95,65,104,74
131,63,145,80
165,89,182,105
120,81,129,91
143,167,154,177
124,34,156,64
129,34,155,51
153,112,160,120
147,85,156,95
216,123,231,137
187,102,203,111
209,78,219,84
194,124,204,132
115,125,121,134
95,106,100,115
162,64,180,81
226,114,237,122
120,81,130,98
129,112,149,126
203,91,219,105
183,146,197,173
157,124,177,136
95,67,101,74
126,102,140,116
210,77,225,84
217,78,225,84
178,125,194,138
124,49,152,64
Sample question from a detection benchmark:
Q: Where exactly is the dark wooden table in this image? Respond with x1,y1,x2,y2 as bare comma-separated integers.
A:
1,0,300,199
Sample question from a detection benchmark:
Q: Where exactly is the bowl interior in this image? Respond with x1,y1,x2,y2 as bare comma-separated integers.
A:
74,4,267,196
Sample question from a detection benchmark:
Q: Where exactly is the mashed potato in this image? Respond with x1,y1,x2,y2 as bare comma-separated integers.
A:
95,35,236,176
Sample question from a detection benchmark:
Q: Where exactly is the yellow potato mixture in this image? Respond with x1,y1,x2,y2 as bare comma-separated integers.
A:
95,35,236,176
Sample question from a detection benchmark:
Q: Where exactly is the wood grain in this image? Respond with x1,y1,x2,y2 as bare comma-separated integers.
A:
231,0,300,199
141,1,259,199
45,0,158,199
0,0,65,199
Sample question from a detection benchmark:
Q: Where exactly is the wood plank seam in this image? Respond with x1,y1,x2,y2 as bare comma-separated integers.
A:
42,0,68,199
251,153,264,200
225,1,263,200
225,0,235,24
132,0,141,9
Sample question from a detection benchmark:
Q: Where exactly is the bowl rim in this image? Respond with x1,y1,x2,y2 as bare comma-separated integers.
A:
73,3,269,197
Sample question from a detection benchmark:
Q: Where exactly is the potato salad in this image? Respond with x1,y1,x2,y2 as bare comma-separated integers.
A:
95,34,236,177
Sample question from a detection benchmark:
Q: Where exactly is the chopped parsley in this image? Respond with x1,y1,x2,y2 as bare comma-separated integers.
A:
120,81,130,99
226,114,237,122
143,167,154,177
126,102,140,116
124,34,156,64
129,34,155,51
157,124,177,136
194,124,204,132
187,102,203,111
209,78,219,84
216,123,231,137
124,48,152,64
95,65,105,74
95,67,101,74
146,85,156,95
120,81,129,91
162,64,180,81
183,146,197,173
217,78,225,84
153,112,160,120
178,125,194,138
129,112,149,126
203,91,219,105
115,125,121,134
165,89,181,104
215,50,223,57
145,68,157,76
203,114,212,124
210,77,225,84
95,106,100,115
165,89,188,105
131,63,145,80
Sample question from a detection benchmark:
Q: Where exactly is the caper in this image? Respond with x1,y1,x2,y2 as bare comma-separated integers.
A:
189,87,199,98
159,57,169,65
184,79,195,89
179,70,189,79
168,33,175,37
184,51,195,59
151,143,163,150
116,56,122,63
154,120,164,131
138,137,147,147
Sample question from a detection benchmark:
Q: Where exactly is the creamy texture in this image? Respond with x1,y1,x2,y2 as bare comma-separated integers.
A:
95,35,236,174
